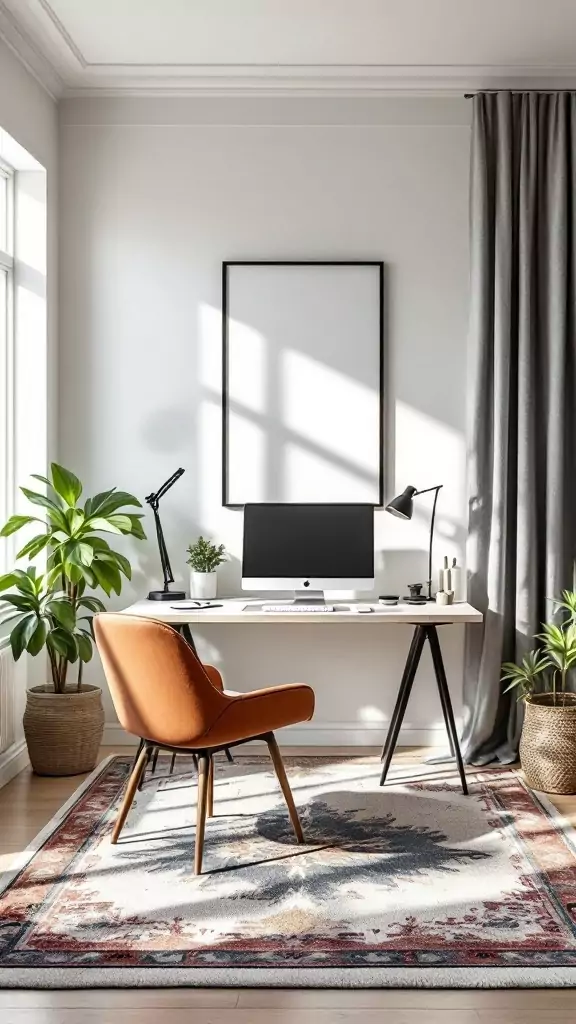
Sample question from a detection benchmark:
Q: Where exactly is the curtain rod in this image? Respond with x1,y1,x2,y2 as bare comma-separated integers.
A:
465,90,575,98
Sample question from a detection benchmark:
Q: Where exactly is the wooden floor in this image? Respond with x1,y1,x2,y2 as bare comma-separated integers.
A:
1,746,575,1023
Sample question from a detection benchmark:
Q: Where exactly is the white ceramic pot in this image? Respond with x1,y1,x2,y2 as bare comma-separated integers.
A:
190,570,217,600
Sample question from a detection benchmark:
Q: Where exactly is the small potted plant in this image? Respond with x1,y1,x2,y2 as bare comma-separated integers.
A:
186,536,227,600
502,590,576,794
0,464,146,776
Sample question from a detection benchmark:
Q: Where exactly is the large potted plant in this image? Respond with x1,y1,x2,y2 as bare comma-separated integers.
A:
0,464,145,776
502,590,576,794
186,536,227,600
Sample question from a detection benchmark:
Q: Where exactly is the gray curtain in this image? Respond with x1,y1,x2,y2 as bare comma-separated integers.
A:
463,92,576,765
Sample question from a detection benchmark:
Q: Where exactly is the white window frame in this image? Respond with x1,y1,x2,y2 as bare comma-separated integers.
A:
0,156,15,577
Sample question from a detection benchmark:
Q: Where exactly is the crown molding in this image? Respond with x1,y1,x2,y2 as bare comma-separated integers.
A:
2,0,576,101
60,64,576,98
0,0,63,99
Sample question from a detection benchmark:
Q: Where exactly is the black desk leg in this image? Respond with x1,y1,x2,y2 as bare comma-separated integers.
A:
379,625,427,786
379,624,468,795
380,627,424,764
178,622,199,656
427,626,468,795
175,623,234,766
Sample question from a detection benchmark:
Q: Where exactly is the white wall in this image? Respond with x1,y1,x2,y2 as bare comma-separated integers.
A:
0,36,58,784
59,95,471,747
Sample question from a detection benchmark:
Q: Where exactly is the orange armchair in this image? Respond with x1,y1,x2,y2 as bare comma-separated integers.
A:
94,614,315,874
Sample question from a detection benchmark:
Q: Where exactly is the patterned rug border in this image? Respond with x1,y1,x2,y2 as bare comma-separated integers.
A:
3,756,576,989
0,755,117,900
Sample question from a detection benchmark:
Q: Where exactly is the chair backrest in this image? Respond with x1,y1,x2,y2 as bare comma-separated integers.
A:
94,614,228,748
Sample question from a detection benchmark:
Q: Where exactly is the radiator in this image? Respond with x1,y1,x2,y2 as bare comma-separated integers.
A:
0,643,15,756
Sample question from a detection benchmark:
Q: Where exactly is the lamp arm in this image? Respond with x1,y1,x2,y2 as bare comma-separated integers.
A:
415,484,443,498
425,485,442,599
148,467,185,504
152,507,174,590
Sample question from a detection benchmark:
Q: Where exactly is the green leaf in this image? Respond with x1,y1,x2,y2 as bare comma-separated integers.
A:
46,565,64,589
0,573,17,592
50,464,82,507
124,514,146,540
0,515,37,537
0,593,37,611
10,569,38,594
47,627,78,662
76,632,93,662
88,536,113,552
30,473,53,489
47,600,76,630
9,614,37,660
77,542,94,567
21,488,62,514
87,517,123,534
89,491,142,517
66,508,85,535
15,533,50,561
92,560,122,596
19,490,69,534
27,617,49,656
77,596,106,613
45,507,70,534
62,560,85,585
83,489,116,518
110,551,131,579
107,514,132,533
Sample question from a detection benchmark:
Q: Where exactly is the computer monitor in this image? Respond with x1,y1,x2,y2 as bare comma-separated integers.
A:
242,503,374,602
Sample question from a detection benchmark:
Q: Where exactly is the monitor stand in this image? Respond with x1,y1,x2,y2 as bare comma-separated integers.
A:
292,590,326,606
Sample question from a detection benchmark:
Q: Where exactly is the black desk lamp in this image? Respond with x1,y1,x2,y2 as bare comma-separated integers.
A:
145,468,186,602
385,484,443,601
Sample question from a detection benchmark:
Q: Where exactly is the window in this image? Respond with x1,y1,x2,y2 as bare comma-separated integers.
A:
0,158,14,574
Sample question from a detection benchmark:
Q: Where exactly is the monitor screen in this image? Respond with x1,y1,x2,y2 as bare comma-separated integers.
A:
242,504,374,580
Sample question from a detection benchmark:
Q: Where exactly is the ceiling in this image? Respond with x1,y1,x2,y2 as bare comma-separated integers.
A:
2,0,576,99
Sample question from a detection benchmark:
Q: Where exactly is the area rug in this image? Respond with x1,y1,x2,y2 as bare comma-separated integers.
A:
2,754,576,988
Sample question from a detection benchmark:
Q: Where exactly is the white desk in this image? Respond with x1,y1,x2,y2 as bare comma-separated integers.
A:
121,598,482,626
120,599,482,794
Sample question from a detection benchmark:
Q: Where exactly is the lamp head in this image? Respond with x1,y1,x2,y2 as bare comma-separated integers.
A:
385,485,418,520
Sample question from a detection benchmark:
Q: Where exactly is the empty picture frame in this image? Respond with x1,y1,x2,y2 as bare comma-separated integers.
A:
222,261,384,508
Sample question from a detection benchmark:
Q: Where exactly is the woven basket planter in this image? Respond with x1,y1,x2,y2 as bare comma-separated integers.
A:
23,684,105,777
520,692,576,794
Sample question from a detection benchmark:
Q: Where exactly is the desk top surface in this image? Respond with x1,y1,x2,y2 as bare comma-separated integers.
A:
120,598,483,625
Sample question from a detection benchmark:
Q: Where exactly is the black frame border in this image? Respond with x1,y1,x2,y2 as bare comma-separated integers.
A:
222,260,385,509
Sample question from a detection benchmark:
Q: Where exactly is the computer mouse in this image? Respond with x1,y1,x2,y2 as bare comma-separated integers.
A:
356,605,374,613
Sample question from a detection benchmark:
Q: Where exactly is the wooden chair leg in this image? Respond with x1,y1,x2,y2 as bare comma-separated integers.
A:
265,733,304,844
207,755,214,818
195,753,210,875
111,746,149,844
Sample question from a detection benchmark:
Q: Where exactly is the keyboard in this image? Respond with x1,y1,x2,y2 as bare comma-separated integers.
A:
262,604,335,613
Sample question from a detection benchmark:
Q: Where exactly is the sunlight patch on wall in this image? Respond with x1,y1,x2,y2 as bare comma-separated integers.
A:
228,411,266,503
197,398,243,560
284,442,377,503
228,319,266,414
383,400,466,554
282,348,379,473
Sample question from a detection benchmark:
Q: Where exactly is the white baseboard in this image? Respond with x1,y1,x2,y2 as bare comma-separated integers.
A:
102,722,455,749
0,739,29,789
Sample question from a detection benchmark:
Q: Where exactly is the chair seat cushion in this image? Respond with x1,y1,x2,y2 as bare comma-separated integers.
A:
198,682,315,748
